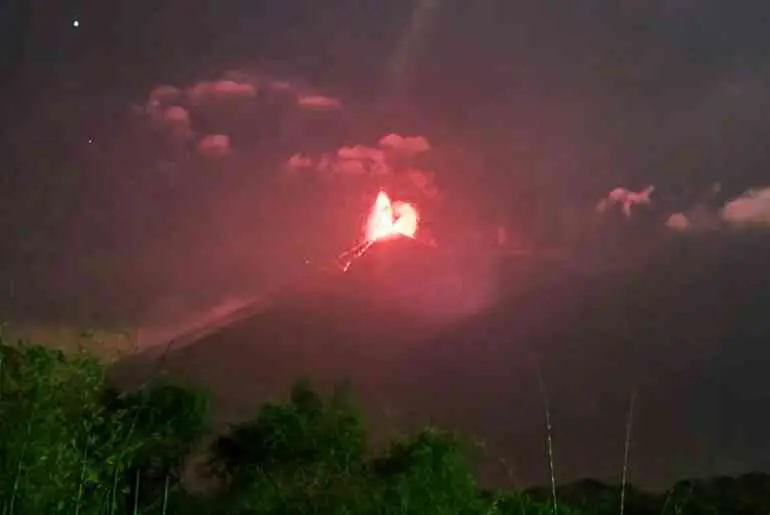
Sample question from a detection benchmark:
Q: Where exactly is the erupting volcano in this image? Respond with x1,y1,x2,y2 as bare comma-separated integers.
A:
365,191,419,241
338,191,421,271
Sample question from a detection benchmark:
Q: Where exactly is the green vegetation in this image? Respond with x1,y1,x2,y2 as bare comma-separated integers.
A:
1,335,768,514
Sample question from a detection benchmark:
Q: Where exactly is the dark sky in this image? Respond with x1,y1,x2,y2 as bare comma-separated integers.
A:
1,2,769,320
5,1,770,185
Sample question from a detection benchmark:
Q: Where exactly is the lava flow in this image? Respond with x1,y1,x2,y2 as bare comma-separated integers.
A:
338,191,420,271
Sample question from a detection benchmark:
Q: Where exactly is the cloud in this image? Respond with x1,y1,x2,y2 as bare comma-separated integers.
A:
721,187,770,227
269,80,293,92
400,168,439,198
665,212,691,231
662,184,770,233
337,145,386,162
297,94,342,110
284,133,439,198
197,134,230,158
138,70,343,157
140,87,191,141
377,133,431,156
332,159,370,177
147,85,182,111
161,105,189,123
596,185,655,217
665,205,724,233
186,80,257,106
286,153,313,171
327,145,390,177
159,106,193,142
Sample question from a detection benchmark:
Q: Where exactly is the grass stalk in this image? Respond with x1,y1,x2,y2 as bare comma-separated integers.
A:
161,474,170,515
109,464,119,515
74,447,89,515
133,469,141,515
532,352,558,515
619,389,636,515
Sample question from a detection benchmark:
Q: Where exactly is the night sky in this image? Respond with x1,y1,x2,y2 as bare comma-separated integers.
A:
3,0,770,489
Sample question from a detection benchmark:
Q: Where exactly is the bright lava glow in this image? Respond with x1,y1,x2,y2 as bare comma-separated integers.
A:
337,191,420,272
365,191,419,242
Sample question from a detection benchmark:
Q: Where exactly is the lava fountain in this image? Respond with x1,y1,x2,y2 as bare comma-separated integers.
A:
334,190,498,319
338,191,420,271
365,191,419,241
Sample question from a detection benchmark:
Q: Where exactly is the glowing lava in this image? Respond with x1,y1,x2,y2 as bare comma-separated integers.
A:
365,191,419,241
337,191,420,271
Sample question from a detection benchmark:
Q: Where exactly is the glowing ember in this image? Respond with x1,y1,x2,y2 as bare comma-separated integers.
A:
365,191,419,241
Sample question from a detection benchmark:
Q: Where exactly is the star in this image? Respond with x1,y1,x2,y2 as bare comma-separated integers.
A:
72,19,80,28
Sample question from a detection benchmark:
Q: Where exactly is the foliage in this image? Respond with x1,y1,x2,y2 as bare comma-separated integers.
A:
0,337,210,514
0,335,762,514
369,427,483,514
0,341,105,513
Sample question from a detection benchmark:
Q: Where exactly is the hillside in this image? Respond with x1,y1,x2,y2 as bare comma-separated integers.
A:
109,233,770,489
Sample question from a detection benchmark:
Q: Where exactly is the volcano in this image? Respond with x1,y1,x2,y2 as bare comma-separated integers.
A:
343,234,437,284
108,193,770,491
109,234,770,490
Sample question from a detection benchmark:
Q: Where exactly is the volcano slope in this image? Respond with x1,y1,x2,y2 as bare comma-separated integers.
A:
109,233,770,490
109,236,497,425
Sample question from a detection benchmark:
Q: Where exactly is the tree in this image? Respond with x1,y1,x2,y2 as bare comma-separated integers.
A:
370,427,483,515
0,339,210,514
209,379,369,514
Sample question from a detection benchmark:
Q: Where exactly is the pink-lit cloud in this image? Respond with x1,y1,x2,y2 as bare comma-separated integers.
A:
665,212,690,231
297,94,342,110
147,85,182,112
596,186,655,217
286,153,313,171
662,184,770,233
159,106,193,141
721,186,770,227
284,133,439,198
377,133,431,156
186,80,257,106
197,134,231,158
140,70,343,157
337,145,386,162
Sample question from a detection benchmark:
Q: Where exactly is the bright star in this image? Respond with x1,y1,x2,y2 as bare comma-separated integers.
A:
72,19,80,28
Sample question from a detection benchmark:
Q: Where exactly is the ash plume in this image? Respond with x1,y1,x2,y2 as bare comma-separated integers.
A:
284,132,438,199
